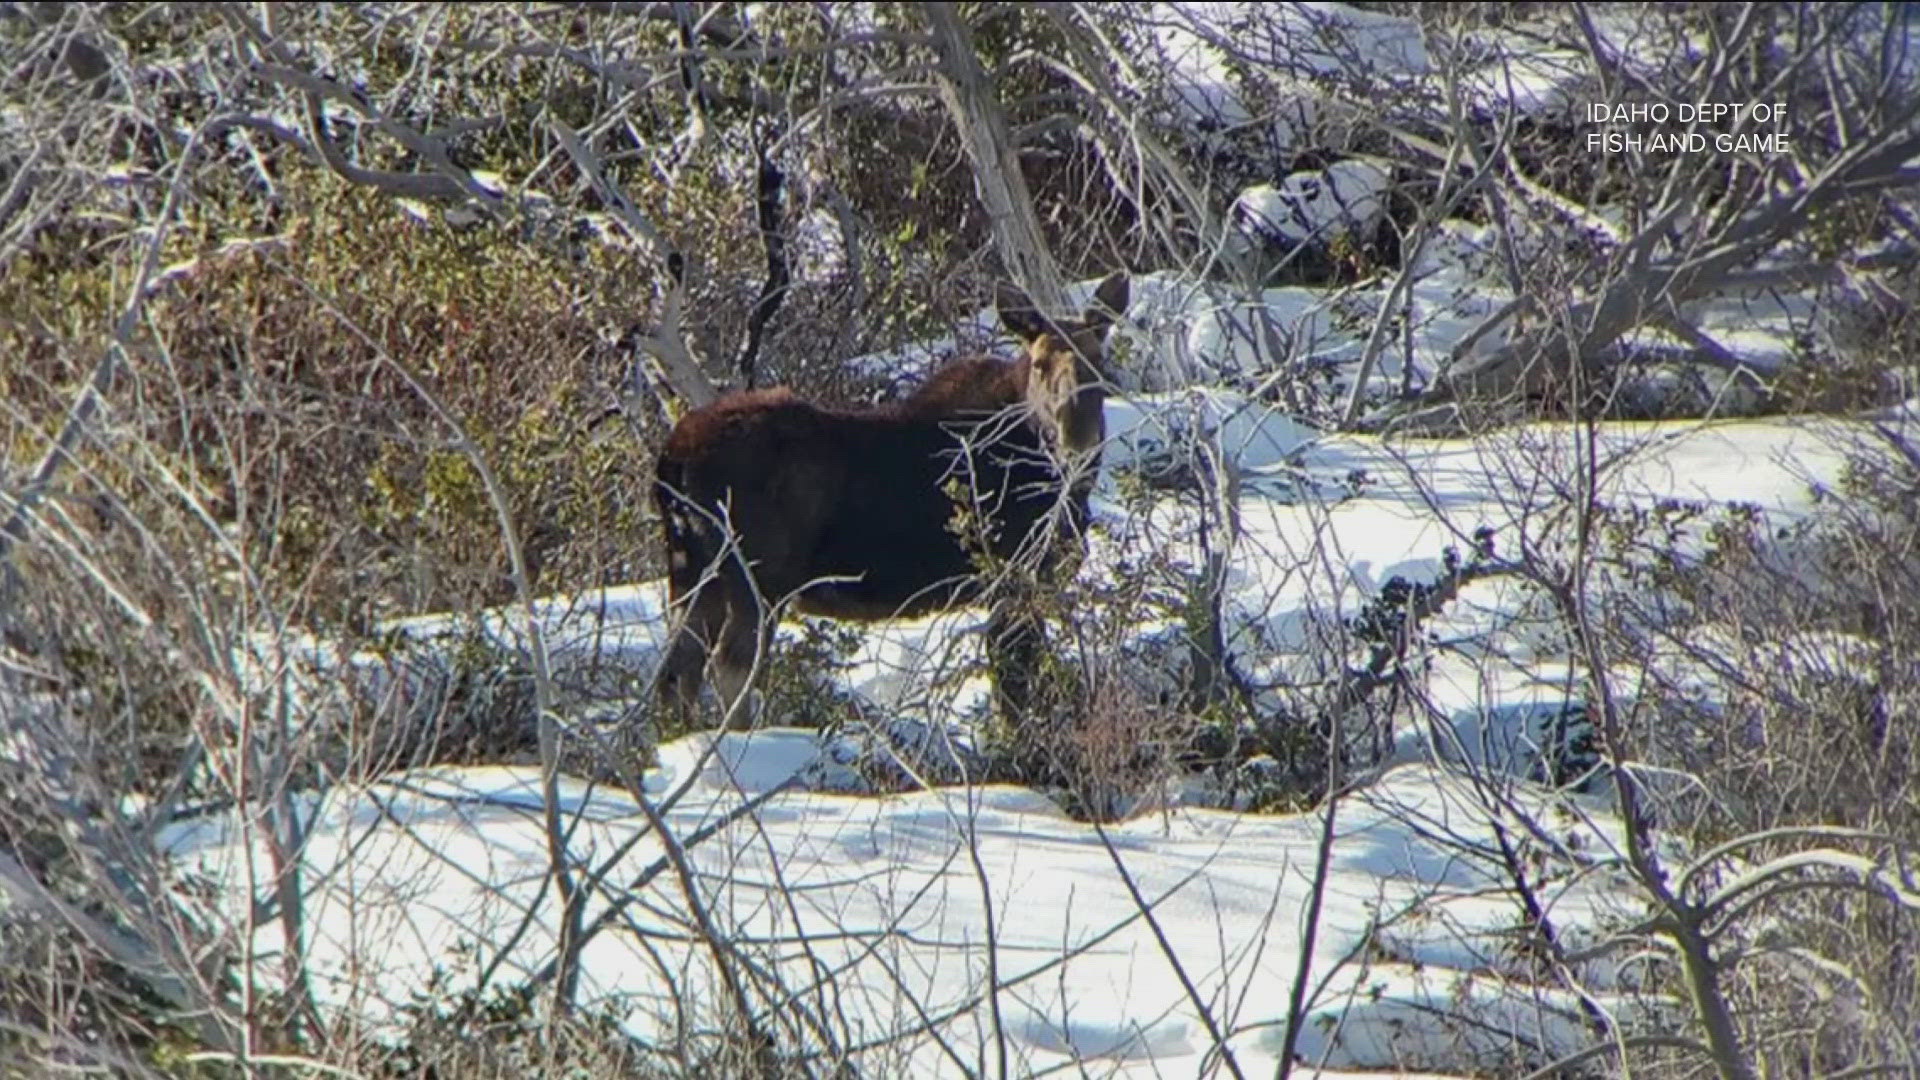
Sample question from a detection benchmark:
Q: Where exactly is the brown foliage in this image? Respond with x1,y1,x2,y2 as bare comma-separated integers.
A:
3,177,666,629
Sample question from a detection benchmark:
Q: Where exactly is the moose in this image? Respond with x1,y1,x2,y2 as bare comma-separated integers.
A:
654,273,1130,726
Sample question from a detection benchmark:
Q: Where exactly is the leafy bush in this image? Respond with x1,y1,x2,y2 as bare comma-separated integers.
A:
4,172,665,630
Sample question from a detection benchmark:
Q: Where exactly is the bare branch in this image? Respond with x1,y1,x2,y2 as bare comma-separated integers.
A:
925,2,1067,311
1432,131,1920,407
549,120,717,407
217,8,506,208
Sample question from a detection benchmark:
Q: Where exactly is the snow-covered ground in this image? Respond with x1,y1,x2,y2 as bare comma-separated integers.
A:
165,367,1884,1077
162,750,1663,1076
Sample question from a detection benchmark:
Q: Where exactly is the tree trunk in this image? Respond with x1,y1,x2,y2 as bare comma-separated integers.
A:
924,3,1069,316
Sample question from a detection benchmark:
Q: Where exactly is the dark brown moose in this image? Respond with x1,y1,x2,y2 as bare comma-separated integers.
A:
654,274,1130,726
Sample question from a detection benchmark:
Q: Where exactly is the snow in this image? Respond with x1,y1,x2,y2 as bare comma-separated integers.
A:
1234,160,1392,249
1157,3,1431,91
1141,1,1599,158
1105,388,1322,476
167,391,1885,1076
1463,47,1589,116
1143,3,1430,151
162,753,1659,1076
1107,273,1367,392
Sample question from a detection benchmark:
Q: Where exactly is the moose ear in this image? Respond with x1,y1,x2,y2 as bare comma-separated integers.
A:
996,283,1052,343
1081,273,1130,336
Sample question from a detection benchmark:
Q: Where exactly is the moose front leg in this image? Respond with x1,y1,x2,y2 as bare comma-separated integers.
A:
656,580,727,721
985,597,1045,730
709,595,773,732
